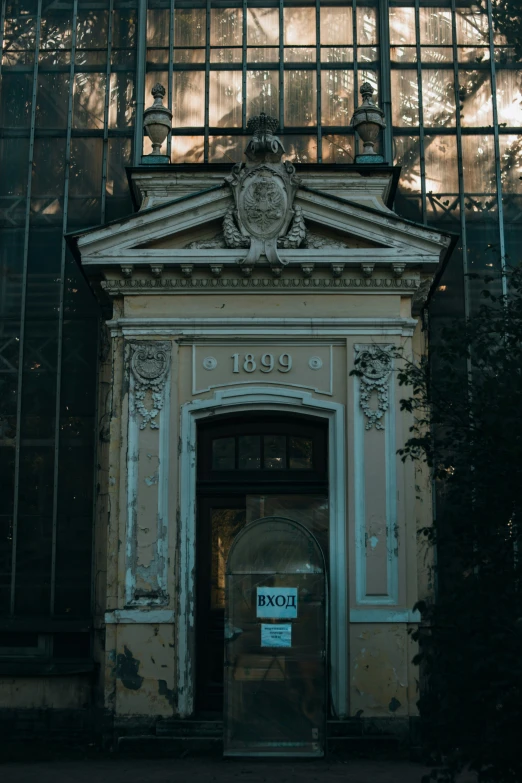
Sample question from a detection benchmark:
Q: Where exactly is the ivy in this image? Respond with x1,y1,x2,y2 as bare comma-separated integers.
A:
390,266,522,782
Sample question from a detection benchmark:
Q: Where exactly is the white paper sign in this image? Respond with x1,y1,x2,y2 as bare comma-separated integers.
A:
261,624,292,648
256,587,298,619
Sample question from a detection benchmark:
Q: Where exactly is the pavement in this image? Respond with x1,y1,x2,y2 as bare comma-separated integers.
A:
0,758,478,783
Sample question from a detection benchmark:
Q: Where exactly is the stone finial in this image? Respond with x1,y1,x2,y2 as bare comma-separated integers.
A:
143,82,172,163
244,112,285,164
351,82,386,162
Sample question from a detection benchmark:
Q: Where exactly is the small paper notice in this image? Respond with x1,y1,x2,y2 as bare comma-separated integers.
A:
261,623,292,648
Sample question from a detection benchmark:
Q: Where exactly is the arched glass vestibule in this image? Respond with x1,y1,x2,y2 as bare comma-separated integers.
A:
195,412,329,715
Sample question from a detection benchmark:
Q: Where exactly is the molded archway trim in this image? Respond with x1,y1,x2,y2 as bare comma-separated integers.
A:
178,386,347,718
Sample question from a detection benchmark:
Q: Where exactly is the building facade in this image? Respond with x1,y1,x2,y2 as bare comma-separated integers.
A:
0,0,520,747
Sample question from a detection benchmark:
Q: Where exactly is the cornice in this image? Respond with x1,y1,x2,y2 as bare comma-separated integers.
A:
101,275,422,296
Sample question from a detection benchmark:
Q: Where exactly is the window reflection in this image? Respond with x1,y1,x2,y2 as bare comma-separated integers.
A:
143,3,381,160
264,435,287,470
212,438,235,471
238,436,261,470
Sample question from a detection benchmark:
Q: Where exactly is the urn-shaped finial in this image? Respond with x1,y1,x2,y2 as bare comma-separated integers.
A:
351,82,386,160
143,82,172,163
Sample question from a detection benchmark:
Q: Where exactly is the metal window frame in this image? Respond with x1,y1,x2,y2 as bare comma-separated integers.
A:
1,0,134,624
137,0,384,163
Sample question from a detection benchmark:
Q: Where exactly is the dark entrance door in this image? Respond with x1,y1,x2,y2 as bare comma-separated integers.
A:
195,413,328,715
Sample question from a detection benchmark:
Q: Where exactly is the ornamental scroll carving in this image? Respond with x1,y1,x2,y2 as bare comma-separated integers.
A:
354,344,393,431
223,113,306,267
129,341,171,429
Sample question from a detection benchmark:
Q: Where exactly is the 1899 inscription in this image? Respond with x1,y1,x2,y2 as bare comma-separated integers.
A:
232,352,292,373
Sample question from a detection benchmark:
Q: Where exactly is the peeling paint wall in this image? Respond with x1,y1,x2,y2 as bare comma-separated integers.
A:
110,624,176,717
350,625,411,717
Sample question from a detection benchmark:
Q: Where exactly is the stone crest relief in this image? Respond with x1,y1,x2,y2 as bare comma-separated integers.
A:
224,113,306,266
354,344,393,430
129,341,171,429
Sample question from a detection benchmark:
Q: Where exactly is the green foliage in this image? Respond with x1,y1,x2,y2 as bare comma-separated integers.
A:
481,0,522,62
396,267,522,782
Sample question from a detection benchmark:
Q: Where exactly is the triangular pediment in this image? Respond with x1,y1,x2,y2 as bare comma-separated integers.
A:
138,218,385,252
71,179,452,274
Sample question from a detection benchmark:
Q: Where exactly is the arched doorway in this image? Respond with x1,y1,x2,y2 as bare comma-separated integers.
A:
196,413,328,714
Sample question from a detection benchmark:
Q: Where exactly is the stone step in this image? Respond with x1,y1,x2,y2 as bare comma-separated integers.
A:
155,719,400,741
117,733,401,760
118,735,222,757
156,719,223,738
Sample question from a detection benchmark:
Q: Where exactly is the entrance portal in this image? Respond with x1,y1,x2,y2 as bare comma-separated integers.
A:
196,414,328,714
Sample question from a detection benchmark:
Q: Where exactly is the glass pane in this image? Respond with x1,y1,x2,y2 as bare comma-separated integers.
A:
173,48,205,64
211,48,243,64
422,70,456,127
321,70,353,125
263,435,286,470
389,8,416,45
246,495,328,561
209,135,249,163
320,6,352,45
36,73,70,129
0,73,33,127
147,9,168,47
2,13,36,64
419,8,452,45
391,47,417,63
394,136,423,222
284,7,316,52
109,72,135,128
76,9,108,51
106,138,133,222
420,47,452,63
238,436,261,470
213,437,235,470
425,136,459,221
247,70,279,119
459,72,493,127
211,508,246,609
284,70,316,126
174,9,206,47
209,71,242,127
496,70,522,127
288,437,313,470
320,47,353,63
170,135,205,163
357,7,378,46
54,515,92,615
73,73,106,129
391,70,419,126
284,47,315,64
322,134,354,163
283,134,317,163
14,515,52,615
247,8,279,47
172,71,205,127
247,47,278,63
457,6,490,44
462,134,496,195
211,8,243,47
68,138,103,226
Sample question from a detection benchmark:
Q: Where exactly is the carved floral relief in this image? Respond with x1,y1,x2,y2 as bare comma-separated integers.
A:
129,341,171,429
354,344,393,430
